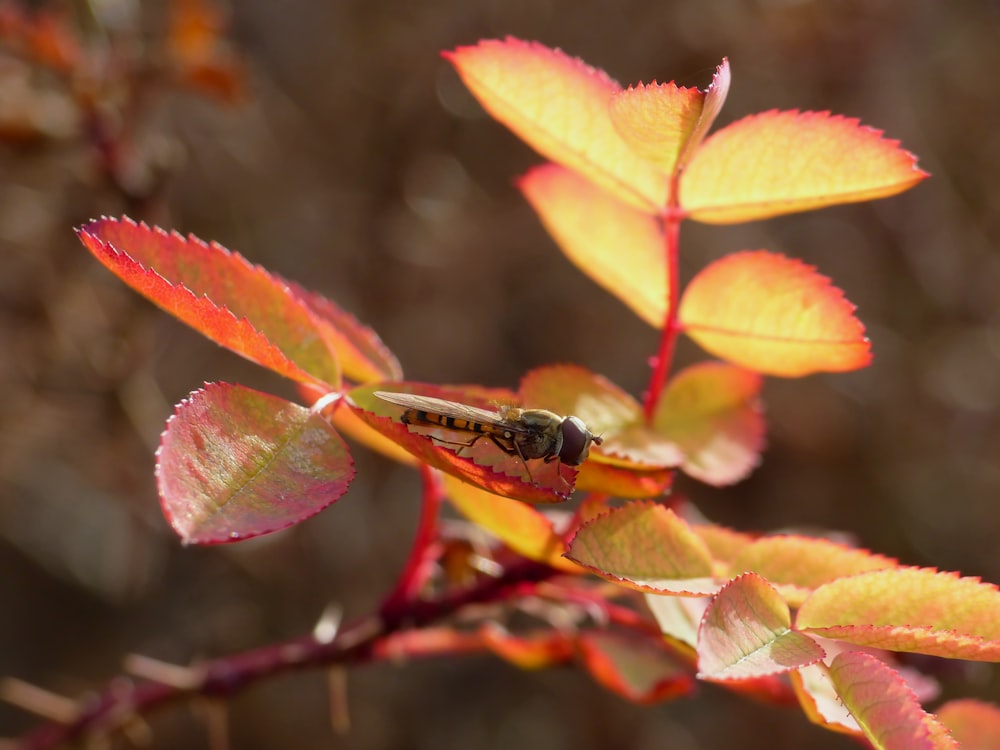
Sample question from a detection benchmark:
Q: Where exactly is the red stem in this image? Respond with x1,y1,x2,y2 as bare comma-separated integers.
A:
642,205,682,421
379,464,443,619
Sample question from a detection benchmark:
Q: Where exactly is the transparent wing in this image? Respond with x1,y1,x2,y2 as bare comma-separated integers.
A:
373,391,531,433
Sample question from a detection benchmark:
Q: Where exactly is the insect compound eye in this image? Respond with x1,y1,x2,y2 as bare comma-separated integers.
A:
558,416,594,465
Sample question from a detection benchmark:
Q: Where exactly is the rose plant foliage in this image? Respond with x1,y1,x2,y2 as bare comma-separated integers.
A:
14,36,1000,750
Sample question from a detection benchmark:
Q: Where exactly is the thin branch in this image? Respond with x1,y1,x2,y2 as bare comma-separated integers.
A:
12,558,557,749
379,464,444,619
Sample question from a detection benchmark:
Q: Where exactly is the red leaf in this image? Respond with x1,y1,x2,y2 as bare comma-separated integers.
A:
156,383,354,544
679,250,871,376
284,279,402,384
77,217,341,387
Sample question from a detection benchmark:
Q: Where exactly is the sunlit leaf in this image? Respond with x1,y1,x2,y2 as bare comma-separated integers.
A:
347,383,573,503
77,217,341,387
156,383,354,544
442,475,577,572
444,37,667,211
520,364,680,467
519,164,666,327
577,629,694,704
728,535,898,607
652,361,764,485
796,568,1000,660
679,250,871,376
827,651,957,750
574,459,673,498
285,279,403,383
608,81,704,175
680,110,929,224
690,522,756,574
519,363,639,432
937,699,1000,750
697,573,825,681
566,502,717,595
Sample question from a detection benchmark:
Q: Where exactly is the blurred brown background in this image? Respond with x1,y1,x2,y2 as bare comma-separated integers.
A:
1,0,998,747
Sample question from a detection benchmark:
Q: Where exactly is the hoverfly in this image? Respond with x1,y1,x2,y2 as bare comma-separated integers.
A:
373,391,602,484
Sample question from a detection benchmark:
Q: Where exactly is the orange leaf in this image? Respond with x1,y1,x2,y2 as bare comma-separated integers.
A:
26,10,80,73
77,217,341,387
577,630,694,704
574,459,673,498
479,624,575,669
680,110,929,224
827,651,957,750
519,164,667,327
608,82,704,175
727,535,898,607
442,475,577,572
167,0,245,102
937,699,1000,750
796,568,1000,661
679,250,871,376
697,573,825,681
566,502,717,595
652,361,764,485
444,38,667,212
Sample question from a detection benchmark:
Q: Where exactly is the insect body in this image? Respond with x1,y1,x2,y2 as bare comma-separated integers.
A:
373,391,602,473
